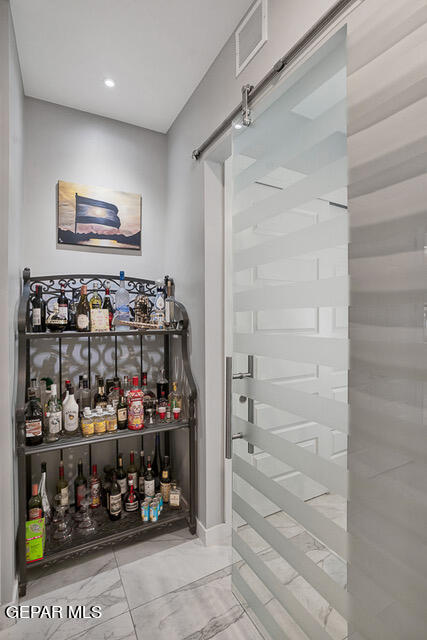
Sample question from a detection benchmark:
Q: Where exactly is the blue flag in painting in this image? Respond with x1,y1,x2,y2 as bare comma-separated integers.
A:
75,193,121,229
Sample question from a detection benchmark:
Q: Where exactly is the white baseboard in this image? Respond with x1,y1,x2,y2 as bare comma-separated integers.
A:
196,519,231,546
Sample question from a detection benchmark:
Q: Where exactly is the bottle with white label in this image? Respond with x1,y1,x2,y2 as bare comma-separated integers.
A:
116,454,127,496
25,388,43,446
45,384,62,442
56,460,69,508
144,456,155,498
63,386,79,436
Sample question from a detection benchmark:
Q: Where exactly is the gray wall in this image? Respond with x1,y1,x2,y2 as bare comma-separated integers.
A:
165,0,336,529
23,98,167,280
0,0,24,605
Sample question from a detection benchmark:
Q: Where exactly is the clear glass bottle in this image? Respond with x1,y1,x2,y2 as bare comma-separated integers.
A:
169,483,181,510
63,385,79,436
106,404,118,432
123,375,131,398
108,386,120,411
39,461,51,522
45,383,62,442
169,381,183,421
164,276,175,328
25,388,43,446
94,406,107,435
113,271,130,331
79,377,91,414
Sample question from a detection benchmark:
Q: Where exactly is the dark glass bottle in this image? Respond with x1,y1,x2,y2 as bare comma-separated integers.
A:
127,450,137,489
138,450,146,494
109,472,122,521
89,464,101,509
116,454,127,496
74,459,87,510
25,388,43,446
68,288,78,331
144,456,155,498
103,287,114,330
102,465,114,509
31,285,45,333
56,460,69,508
117,390,128,430
94,377,108,408
124,478,139,512
57,284,69,327
152,433,162,490
156,368,169,401
28,483,43,520
160,455,171,504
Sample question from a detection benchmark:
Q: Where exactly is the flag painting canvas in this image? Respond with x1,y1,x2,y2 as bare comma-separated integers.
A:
57,181,141,250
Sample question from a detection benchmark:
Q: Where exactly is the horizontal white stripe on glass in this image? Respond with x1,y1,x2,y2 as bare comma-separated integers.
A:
233,454,348,560
233,531,335,640
233,377,348,433
233,156,347,234
234,215,348,272
234,332,349,369
234,417,348,497
234,275,349,312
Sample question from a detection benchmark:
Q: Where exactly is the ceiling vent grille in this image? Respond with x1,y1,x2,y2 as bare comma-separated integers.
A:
235,0,268,77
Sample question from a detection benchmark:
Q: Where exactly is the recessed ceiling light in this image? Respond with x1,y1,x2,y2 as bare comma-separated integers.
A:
104,78,115,88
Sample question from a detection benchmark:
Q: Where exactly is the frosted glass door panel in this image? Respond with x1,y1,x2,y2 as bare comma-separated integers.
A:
231,28,349,640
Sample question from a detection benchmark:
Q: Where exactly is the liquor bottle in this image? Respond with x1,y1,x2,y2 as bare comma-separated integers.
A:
28,484,43,520
63,386,79,436
102,465,114,509
30,377,41,401
144,456,155,498
152,434,162,490
76,285,90,332
90,282,102,309
123,375,131,399
74,459,87,510
127,450,138,489
134,292,151,324
108,385,120,411
56,460,69,508
79,377,91,414
46,302,67,332
124,478,139,512
45,383,62,442
62,379,72,402
138,450,145,494
31,285,45,332
81,406,95,438
142,372,156,423
157,369,169,401
164,276,175,328
150,286,165,327
127,376,144,430
94,377,108,408
160,455,171,504
39,462,51,522
108,472,122,521
57,284,69,326
116,454,127,496
25,388,43,446
68,288,78,331
113,271,130,331
169,382,183,421
89,464,101,509
103,286,114,330
117,389,128,430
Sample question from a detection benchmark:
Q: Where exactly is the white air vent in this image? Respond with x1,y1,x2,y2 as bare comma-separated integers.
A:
235,0,268,77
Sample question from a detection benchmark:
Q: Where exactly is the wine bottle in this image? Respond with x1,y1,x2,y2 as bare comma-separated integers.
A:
144,456,155,497
76,285,90,332
138,450,145,494
28,484,43,520
57,284,69,326
116,454,127,496
109,472,122,521
89,464,101,509
124,478,139,512
56,460,69,508
31,285,45,332
74,459,87,509
25,388,43,446
117,389,128,430
152,433,162,490
127,450,137,489
103,286,114,329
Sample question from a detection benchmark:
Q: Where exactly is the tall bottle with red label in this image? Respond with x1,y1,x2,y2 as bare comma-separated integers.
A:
127,376,144,430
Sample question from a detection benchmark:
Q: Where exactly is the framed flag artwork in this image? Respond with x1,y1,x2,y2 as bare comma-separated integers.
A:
57,180,141,250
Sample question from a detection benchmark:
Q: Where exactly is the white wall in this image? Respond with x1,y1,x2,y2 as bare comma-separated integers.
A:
23,98,167,280
0,0,24,605
165,0,336,530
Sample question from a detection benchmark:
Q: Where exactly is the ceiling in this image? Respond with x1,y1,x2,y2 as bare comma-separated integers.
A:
10,0,253,133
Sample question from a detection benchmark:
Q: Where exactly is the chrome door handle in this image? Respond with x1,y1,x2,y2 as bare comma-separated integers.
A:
225,355,254,459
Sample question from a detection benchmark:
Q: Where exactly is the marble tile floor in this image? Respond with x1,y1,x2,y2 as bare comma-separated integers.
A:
0,494,346,640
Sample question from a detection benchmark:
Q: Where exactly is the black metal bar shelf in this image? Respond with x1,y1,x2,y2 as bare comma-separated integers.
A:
24,420,190,455
16,269,198,597
25,328,184,339
27,503,190,570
